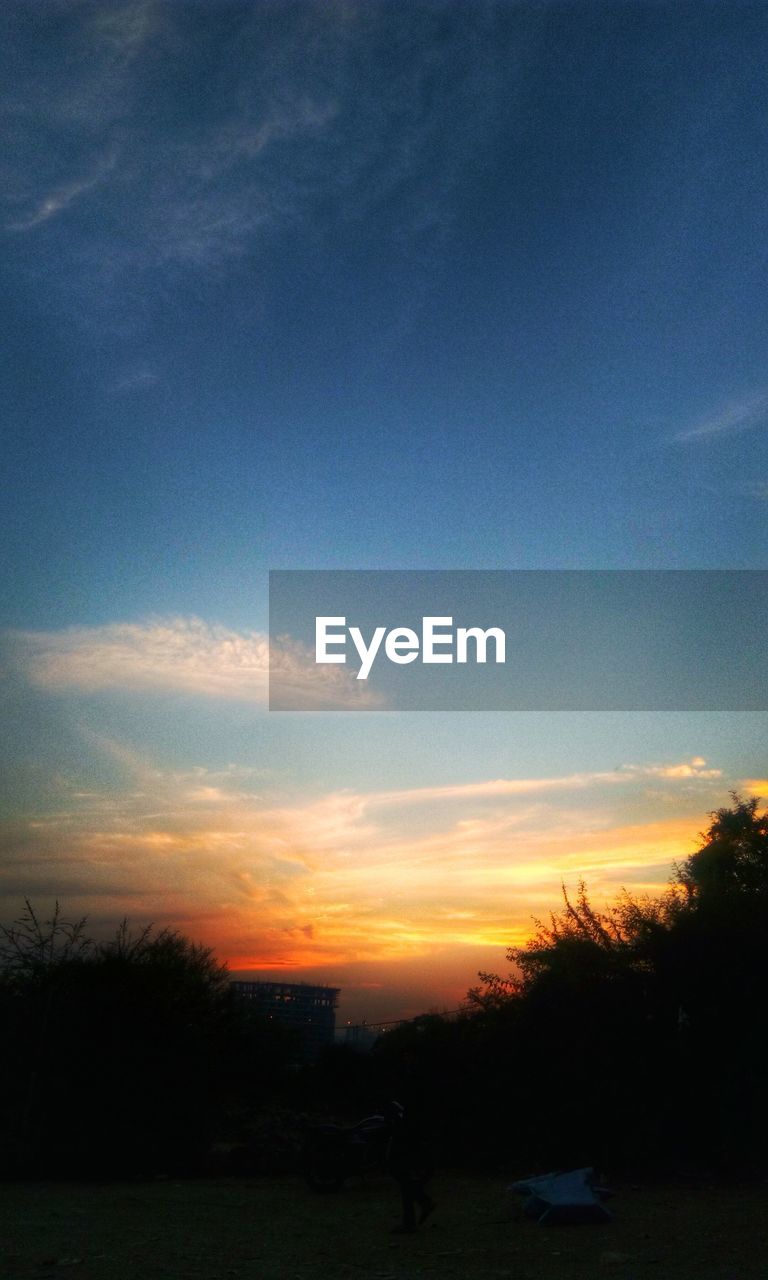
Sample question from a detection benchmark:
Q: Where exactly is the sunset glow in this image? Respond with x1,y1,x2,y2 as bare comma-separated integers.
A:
2,3,767,1027
0,631,755,1020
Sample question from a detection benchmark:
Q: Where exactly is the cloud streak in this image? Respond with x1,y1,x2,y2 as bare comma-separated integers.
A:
0,752,729,979
7,151,118,231
369,758,722,809
672,389,768,443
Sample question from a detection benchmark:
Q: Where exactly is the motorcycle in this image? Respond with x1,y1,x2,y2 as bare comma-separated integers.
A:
302,1113,391,1191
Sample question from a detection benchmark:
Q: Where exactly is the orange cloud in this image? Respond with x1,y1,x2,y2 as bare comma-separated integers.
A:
742,779,768,796
0,748,726,1003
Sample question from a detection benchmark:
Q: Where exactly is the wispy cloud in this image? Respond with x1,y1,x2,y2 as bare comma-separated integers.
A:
2,5,337,262
1,1,505,296
111,368,159,394
8,176,99,232
88,0,157,64
8,617,380,709
672,389,768,443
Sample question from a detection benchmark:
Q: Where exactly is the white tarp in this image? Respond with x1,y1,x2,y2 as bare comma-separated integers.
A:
510,1167,613,1224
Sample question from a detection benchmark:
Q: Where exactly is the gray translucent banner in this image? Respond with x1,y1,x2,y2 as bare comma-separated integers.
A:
269,570,768,711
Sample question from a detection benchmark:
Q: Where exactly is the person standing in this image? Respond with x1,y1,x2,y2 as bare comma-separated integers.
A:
385,1099,435,1233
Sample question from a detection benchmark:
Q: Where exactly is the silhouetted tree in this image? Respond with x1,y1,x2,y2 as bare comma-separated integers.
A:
0,903,292,1176
677,793,768,904
667,795,768,1165
465,794,768,1170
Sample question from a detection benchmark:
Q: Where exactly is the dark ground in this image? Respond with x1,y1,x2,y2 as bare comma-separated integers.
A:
1,1171,767,1280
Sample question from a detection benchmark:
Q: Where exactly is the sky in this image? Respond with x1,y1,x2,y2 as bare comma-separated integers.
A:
1,0,767,1023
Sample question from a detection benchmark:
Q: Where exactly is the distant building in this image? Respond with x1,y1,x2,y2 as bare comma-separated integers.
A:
231,980,339,1058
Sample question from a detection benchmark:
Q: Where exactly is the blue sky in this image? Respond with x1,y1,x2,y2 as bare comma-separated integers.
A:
1,1,767,1020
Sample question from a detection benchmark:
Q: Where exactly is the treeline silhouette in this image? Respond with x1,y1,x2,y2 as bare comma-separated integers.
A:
0,909,295,1177
369,793,768,1174
2,794,766,1179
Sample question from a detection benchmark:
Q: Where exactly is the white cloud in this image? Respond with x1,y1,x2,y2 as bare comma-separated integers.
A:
617,758,722,781
14,618,269,700
10,616,381,708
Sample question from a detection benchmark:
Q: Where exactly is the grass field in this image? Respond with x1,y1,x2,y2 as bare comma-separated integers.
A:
2,1171,766,1280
